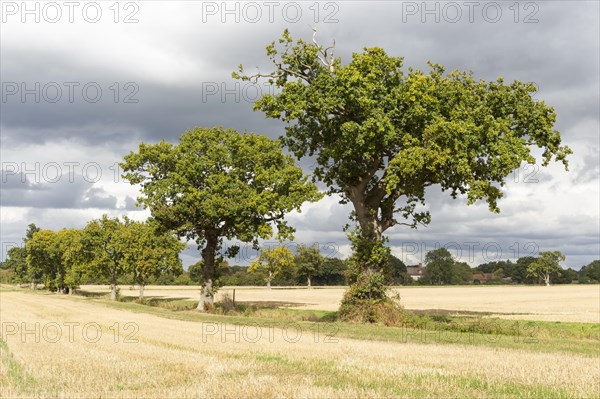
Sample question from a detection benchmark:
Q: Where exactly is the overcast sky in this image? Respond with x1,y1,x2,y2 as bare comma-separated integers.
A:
1,0,598,269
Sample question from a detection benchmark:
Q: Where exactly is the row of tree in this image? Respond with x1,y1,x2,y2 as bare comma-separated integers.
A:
2,219,184,299
416,248,596,286
3,222,596,292
3,224,596,293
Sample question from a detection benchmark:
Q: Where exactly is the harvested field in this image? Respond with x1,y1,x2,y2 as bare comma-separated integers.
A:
80,284,600,323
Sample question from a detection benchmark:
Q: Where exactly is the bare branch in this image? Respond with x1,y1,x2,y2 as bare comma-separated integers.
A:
311,27,336,72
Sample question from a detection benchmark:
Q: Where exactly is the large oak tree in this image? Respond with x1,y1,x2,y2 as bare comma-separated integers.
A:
235,30,571,309
121,126,321,310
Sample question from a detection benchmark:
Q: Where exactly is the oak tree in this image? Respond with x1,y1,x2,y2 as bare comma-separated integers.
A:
121,127,321,310
235,30,571,309
120,221,185,299
248,246,295,289
295,243,324,288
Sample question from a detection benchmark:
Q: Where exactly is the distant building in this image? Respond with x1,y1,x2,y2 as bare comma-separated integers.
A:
472,272,495,284
406,263,426,280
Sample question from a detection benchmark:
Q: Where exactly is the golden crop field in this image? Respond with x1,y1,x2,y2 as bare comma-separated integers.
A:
1,285,599,398
81,284,600,323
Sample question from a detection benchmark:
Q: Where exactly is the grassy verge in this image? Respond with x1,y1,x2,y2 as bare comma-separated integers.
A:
68,291,600,356
4,286,598,356
0,337,37,393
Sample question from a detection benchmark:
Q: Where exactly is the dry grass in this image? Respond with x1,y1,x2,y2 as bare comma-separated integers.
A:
1,290,599,398
80,284,600,323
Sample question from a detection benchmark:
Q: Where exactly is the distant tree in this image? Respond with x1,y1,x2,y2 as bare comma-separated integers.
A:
513,257,537,284
121,126,321,311
424,248,454,285
492,268,505,282
220,265,267,286
189,259,229,285
476,260,514,277
7,224,42,287
188,260,204,284
295,244,324,288
4,246,27,284
248,246,295,289
25,230,62,292
527,251,565,286
579,260,600,283
81,215,130,300
120,221,186,298
450,261,473,285
552,267,578,284
25,223,41,241
55,228,87,293
384,254,408,285
313,258,347,286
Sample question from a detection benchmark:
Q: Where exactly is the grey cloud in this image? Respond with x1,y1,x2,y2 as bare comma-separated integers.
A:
573,147,600,184
1,1,598,269
1,170,124,210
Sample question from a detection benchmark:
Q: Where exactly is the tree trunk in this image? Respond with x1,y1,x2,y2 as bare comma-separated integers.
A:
197,278,214,311
110,284,117,301
544,274,551,287
347,188,384,241
307,276,312,288
267,271,272,289
30,281,36,290
197,231,218,312
139,284,145,299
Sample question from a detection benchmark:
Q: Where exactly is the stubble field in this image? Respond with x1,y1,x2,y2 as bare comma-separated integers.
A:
82,284,600,322
1,285,599,398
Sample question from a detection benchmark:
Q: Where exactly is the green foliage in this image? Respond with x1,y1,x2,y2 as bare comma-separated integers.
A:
20,226,85,292
248,246,295,288
579,260,600,283
121,126,321,306
219,265,268,286
339,228,391,318
295,243,324,286
236,30,571,232
4,247,27,283
424,248,454,285
552,267,578,284
78,215,186,298
527,251,565,286
0,268,15,283
513,257,537,284
344,227,391,285
80,215,129,289
57,228,86,291
119,220,185,291
312,257,348,285
383,254,408,285
25,230,62,290
476,260,513,275
450,261,474,285
236,30,571,313
5,224,41,285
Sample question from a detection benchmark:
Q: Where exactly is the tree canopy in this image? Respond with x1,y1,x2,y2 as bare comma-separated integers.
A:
424,247,454,285
118,220,185,298
248,246,295,289
235,30,571,313
527,251,565,286
121,126,321,309
295,243,324,287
